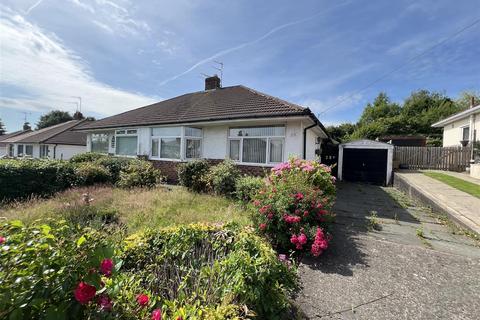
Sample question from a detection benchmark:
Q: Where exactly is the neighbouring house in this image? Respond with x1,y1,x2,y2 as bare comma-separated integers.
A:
75,76,330,181
0,129,32,157
432,99,479,147
2,120,88,160
378,135,426,147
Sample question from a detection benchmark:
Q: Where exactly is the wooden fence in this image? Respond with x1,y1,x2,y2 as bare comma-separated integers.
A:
394,146,472,172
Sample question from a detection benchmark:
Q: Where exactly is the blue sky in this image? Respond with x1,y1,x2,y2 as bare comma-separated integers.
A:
1,0,479,132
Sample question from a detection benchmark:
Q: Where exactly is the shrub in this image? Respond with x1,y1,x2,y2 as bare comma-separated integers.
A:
69,152,107,163
0,159,75,202
74,162,111,186
252,157,336,257
207,160,240,197
235,175,265,202
177,159,210,192
0,219,119,319
116,160,163,189
95,157,133,183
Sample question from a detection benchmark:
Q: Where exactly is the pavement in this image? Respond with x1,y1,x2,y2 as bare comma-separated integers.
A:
295,182,480,320
394,170,480,234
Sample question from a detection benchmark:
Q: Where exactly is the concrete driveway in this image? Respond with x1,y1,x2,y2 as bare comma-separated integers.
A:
295,182,480,320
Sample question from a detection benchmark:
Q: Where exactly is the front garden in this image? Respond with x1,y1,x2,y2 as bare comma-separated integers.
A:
0,155,336,319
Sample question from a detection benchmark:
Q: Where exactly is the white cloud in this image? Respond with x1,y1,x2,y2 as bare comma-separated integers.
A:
0,7,156,116
25,0,44,14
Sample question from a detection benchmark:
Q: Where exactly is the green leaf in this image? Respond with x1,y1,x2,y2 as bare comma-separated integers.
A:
76,235,86,247
8,309,23,320
9,220,24,228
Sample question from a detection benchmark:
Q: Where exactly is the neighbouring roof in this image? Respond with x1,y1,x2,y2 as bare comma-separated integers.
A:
432,104,480,127
76,85,320,131
379,135,426,140
340,139,394,149
2,120,88,146
0,130,31,147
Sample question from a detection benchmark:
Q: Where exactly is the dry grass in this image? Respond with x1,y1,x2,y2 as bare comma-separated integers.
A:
0,185,250,233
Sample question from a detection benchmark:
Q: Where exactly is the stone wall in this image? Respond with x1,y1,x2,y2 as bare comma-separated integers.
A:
151,159,269,183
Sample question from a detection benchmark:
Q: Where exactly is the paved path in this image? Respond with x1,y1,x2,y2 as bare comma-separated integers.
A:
295,183,480,319
395,171,480,234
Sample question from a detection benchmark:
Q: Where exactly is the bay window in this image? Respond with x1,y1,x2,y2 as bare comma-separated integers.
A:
151,126,202,160
228,126,285,164
115,129,137,156
91,133,109,153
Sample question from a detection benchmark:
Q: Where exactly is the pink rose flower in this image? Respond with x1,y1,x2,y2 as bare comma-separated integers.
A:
151,309,162,320
99,258,114,277
74,282,96,304
97,295,113,311
0,236,6,244
136,294,149,307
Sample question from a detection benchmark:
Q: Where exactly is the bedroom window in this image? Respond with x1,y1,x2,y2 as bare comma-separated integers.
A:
17,145,24,157
228,126,285,164
151,126,203,160
115,129,138,156
40,145,50,158
91,133,109,153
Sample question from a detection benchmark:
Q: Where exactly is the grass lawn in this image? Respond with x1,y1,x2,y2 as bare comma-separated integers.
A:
422,171,480,199
0,185,250,232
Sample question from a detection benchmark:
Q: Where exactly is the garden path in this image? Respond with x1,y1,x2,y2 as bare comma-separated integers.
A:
295,182,480,319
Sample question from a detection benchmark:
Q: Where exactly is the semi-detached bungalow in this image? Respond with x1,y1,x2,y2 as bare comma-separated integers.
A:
2,120,88,160
75,76,331,181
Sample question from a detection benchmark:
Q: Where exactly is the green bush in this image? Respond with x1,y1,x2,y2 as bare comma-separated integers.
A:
177,159,210,192
0,219,119,319
116,160,163,189
0,159,75,202
0,221,297,319
69,152,107,163
74,162,111,186
94,157,133,183
235,175,265,202
207,160,240,197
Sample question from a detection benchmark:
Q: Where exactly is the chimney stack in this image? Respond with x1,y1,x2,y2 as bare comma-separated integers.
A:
23,122,31,131
73,111,84,120
470,96,475,109
205,75,221,90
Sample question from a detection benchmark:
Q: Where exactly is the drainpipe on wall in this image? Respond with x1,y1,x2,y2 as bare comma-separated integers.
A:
303,124,317,160
53,145,57,159
470,97,476,163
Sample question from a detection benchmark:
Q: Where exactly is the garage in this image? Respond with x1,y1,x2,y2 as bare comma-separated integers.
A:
338,140,394,185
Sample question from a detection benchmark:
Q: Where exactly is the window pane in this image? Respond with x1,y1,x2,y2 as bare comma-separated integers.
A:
91,133,109,153
126,129,137,134
40,145,49,158
185,127,202,137
17,145,23,156
463,127,470,141
269,139,283,163
229,126,285,137
25,145,33,156
152,127,181,136
229,140,240,161
116,136,137,156
160,138,180,159
116,130,125,134
243,138,267,163
151,139,159,157
186,139,201,158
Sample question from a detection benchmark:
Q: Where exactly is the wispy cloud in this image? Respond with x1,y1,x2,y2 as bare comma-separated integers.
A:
25,0,44,15
158,1,351,86
0,7,156,115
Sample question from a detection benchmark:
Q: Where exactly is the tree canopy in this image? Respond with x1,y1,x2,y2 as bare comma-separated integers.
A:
328,90,475,145
36,110,74,130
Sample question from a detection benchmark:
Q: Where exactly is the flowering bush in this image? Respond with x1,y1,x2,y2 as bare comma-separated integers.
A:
252,157,336,257
0,220,298,319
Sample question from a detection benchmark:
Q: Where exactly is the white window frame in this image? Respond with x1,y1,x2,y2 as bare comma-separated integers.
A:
460,125,470,142
227,126,285,165
91,133,110,154
114,129,138,157
16,144,34,158
40,145,50,159
150,126,203,161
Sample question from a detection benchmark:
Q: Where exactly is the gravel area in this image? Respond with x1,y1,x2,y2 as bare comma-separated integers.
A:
295,183,480,320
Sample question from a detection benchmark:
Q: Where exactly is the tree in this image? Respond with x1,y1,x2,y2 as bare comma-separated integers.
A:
358,92,401,126
455,90,480,110
0,118,6,135
36,110,73,129
326,123,356,143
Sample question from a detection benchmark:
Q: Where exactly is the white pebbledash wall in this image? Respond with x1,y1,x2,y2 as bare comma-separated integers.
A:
87,118,324,163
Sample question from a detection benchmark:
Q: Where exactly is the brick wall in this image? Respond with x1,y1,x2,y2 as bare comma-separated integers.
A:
151,159,269,183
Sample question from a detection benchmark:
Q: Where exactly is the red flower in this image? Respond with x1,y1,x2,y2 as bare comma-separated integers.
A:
100,258,114,277
259,223,267,231
283,214,301,224
253,200,261,207
267,213,274,220
151,309,162,320
137,294,149,307
290,234,298,244
0,236,5,244
176,317,183,320
294,193,304,201
303,210,309,217
74,282,96,304
97,295,113,311
297,233,307,245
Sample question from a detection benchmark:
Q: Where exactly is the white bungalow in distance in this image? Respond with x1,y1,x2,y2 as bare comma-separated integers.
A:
75,76,331,182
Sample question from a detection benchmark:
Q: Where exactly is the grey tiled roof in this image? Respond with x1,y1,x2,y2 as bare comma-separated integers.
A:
76,85,312,130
